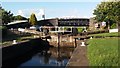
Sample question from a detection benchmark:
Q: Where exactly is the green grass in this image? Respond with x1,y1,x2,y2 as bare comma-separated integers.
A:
88,32,119,37
2,35,34,46
0,26,7,30
87,38,118,66
77,28,83,33
1,29,34,47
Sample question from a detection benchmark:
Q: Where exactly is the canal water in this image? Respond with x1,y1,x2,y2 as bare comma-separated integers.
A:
18,47,74,68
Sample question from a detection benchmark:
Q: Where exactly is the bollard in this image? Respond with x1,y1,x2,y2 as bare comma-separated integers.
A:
90,37,93,39
13,40,17,44
11,28,13,30
81,42,85,46
47,39,50,42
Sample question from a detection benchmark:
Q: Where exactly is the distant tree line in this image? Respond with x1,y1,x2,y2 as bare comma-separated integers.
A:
0,6,38,26
13,15,28,21
0,6,28,25
0,6,13,25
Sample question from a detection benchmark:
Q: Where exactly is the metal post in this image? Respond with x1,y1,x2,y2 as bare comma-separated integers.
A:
45,37,47,41
58,33,60,48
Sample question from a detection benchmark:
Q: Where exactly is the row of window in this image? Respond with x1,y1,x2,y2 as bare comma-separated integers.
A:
59,22,89,26
59,20,89,23
59,19,89,21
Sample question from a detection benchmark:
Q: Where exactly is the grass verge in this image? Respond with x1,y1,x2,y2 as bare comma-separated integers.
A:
88,32,119,37
87,38,118,66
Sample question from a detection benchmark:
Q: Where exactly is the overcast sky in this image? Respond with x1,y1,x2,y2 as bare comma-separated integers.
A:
1,2,101,20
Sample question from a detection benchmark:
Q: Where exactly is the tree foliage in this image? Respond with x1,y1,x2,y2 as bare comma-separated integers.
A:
93,1,120,28
0,26,7,37
29,13,37,26
0,7,13,25
13,15,27,20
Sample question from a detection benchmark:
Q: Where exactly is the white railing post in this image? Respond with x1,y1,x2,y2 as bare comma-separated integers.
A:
13,40,17,44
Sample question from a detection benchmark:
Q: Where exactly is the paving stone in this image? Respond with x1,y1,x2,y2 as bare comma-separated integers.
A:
66,45,89,66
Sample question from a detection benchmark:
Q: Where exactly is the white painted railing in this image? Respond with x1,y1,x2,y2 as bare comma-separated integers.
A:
109,29,118,33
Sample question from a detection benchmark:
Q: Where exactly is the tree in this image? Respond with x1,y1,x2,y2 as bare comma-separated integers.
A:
13,15,27,20
29,13,37,26
93,1,120,29
0,7,13,25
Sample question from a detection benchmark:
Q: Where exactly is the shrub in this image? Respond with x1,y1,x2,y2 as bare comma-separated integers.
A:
87,30,109,35
111,23,117,29
0,26,8,37
66,28,71,31
77,28,83,33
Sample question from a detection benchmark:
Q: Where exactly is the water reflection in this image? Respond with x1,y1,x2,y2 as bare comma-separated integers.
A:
19,47,74,67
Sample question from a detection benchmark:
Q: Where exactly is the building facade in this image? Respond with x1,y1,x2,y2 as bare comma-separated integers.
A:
38,18,89,27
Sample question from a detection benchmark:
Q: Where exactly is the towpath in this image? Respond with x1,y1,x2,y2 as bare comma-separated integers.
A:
66,43,88,67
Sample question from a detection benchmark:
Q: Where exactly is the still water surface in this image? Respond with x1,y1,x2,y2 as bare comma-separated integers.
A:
18,47,74,67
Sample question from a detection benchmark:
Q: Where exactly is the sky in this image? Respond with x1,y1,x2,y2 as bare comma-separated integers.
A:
1,2,101,20
1,0,102,2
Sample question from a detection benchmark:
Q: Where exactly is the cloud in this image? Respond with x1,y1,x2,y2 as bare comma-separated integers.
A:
17,10,25,16
37,9,45,15
37,9,45,20
16,8,92,20
16,9,45,20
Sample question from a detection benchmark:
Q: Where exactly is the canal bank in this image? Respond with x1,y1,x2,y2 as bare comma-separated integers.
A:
2,38,50,68
2,33,89,68
2,37,76,68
